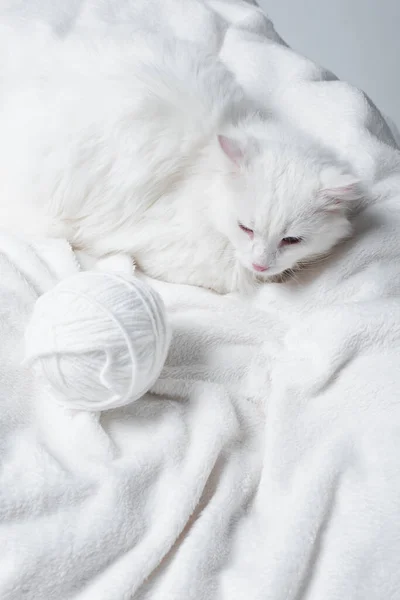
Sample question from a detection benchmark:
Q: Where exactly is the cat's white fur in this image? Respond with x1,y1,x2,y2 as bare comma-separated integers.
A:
0,31,364,293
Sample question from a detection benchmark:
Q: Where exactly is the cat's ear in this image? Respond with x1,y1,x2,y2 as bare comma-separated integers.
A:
218,135,245,166
319,168,363,211
218,135,257,166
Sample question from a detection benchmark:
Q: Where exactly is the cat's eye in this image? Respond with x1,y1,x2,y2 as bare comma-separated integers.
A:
280,237,302,246
238,223,254,237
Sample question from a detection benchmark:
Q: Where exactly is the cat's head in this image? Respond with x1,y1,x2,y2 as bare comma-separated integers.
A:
213,133,364,281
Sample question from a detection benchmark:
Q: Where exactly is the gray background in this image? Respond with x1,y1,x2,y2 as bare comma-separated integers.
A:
259,0,400,126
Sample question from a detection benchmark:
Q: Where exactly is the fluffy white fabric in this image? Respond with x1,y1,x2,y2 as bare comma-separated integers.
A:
1,1,400,599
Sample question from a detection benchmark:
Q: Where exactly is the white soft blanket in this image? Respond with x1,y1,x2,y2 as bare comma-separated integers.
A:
2,1,400,599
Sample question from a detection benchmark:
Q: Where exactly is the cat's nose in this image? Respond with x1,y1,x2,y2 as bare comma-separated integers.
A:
252,263,269,272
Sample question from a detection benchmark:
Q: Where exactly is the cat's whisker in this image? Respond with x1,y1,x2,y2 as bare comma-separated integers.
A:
287,269,302,286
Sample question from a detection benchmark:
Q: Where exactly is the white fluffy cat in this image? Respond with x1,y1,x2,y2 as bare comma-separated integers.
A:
0,32,364,293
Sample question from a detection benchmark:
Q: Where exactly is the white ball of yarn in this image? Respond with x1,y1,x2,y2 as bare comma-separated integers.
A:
25,272,170,411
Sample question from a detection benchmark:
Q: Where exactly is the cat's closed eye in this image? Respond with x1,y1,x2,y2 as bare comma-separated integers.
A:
280,237,302,246
238,222,254,238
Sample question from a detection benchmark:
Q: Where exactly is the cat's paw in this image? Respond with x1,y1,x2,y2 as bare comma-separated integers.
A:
75,250,97,271
94,254,136,277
